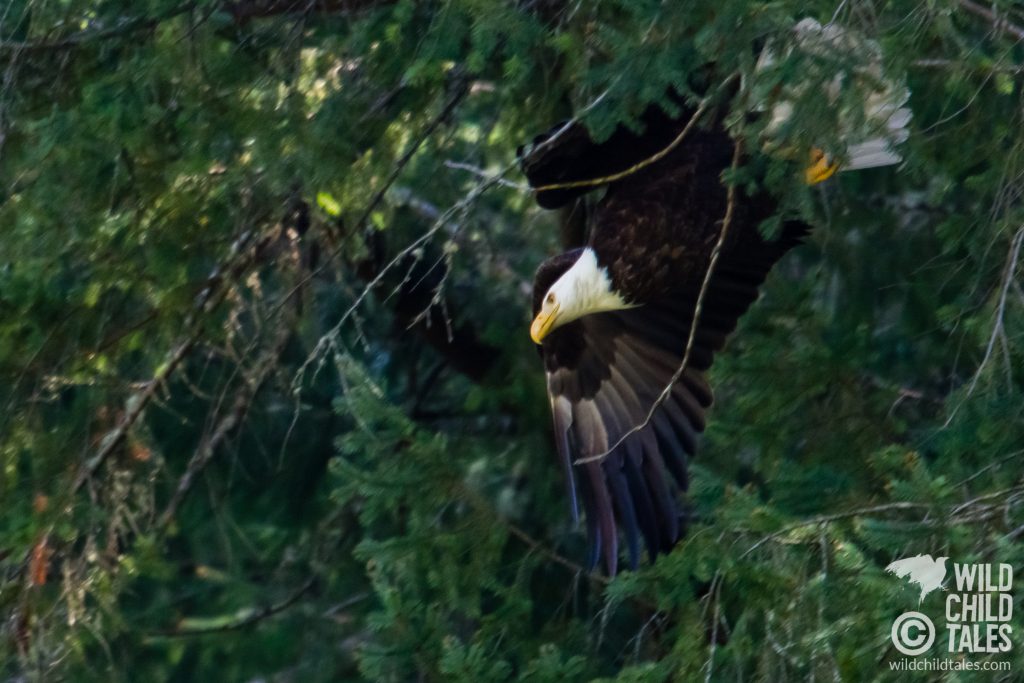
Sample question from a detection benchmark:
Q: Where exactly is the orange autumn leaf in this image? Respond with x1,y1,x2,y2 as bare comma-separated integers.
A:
130,443,152,462
30,537,50,587
32,494,49,514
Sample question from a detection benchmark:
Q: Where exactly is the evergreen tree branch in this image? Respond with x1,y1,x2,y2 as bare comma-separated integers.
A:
0,3,198,51
452,481,611,584
225,0,397,23
275,81,469,332
740,485,1024,559
958,0,1024,41
912,58,1024,73
0,0,398,51
739,502,930,558
504,521,610,586
291,87,611,393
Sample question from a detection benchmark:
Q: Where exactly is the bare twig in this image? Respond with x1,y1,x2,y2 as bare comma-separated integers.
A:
0,4,197,51
444,160,531,190
532,96,712,194
739,502,929,558
702,573,723,683
72,228,275,493
949,483,1024,517
945,225,1024,426
225,0,396,23
954,448,1024,488
504,521,610,586
150,576,320,637
156,318,293,530
958,0,1024,41
576,134,743,464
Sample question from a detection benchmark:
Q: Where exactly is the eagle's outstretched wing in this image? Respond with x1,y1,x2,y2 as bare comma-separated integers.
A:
541,226,806,574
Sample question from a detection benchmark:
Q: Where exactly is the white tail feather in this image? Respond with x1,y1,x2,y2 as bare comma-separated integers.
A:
843,140,902,170
842,105,911,171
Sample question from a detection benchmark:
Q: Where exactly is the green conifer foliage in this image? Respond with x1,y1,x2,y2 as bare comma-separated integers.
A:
1,0,1023,680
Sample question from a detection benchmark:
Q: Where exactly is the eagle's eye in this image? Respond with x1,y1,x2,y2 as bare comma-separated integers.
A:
546,292,555,305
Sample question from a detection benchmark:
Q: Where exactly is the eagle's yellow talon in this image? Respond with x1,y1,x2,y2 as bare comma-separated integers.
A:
805,148,840,184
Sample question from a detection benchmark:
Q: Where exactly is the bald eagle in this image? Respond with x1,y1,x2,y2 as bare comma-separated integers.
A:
523,23,910,575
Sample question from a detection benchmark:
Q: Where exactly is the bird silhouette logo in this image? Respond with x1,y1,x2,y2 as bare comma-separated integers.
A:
885,555,949,602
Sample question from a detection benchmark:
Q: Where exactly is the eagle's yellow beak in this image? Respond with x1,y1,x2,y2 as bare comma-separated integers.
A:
530,303,560,344
806,148,840,185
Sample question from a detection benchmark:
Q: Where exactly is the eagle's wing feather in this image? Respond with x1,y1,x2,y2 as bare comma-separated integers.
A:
542,224,807,575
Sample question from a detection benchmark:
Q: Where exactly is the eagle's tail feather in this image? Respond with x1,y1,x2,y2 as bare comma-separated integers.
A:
842,103,912,171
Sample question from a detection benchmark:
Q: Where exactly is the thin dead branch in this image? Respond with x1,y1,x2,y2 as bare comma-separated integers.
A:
0,0,398,51
72,227,277,494
225,0,397,23
156,317,293,530
576,132,743,465
0,4,197,52
946,225,1024,426
740,501,929,558
741,484,1024,559
151,576,319,637
290,88,613,393
532,96,712,194
958,0,1024,42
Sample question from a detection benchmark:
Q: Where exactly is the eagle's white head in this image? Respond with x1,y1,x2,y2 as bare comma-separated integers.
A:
530,248,633,343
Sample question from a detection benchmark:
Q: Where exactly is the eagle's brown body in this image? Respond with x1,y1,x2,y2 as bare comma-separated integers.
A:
592,127,777,302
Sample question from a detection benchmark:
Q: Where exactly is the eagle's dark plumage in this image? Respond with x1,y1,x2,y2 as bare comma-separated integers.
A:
523,98,810,574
